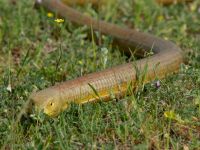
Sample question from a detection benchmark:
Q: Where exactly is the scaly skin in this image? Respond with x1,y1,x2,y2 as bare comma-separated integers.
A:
29,0,184,117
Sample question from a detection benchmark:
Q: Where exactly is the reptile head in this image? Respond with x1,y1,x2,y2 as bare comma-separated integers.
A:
29,89,68,117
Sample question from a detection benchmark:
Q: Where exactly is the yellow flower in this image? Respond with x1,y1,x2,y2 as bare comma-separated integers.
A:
164,110,176,119
190,3,196,12
47,12,54,18
157,15,164,22
164,110,184,123
54,18,64,23
78,60,83,65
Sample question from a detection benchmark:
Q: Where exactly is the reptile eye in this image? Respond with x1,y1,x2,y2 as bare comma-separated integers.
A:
50,102,54,106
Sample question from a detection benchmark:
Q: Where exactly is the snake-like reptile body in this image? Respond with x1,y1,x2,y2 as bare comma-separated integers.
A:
29,0,184,117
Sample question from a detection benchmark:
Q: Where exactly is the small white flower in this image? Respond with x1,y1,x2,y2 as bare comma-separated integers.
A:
7,84,12,92
37,0,42,3
101,47,108,68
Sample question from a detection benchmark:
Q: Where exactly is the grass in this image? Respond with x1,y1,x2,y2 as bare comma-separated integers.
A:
0,0,200,149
